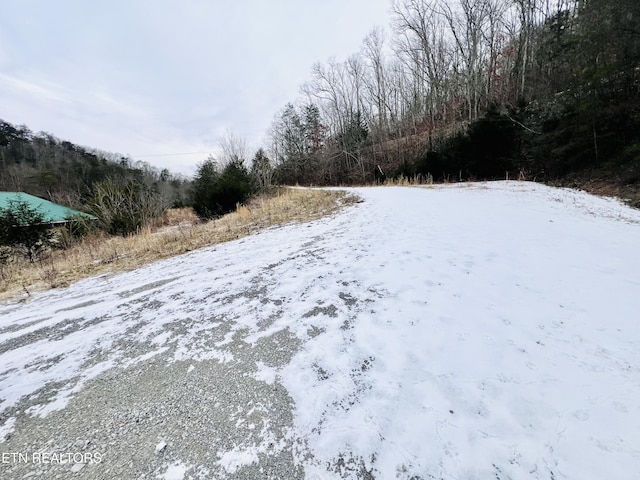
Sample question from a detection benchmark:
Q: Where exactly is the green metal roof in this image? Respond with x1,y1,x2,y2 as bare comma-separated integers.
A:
0,192,96,224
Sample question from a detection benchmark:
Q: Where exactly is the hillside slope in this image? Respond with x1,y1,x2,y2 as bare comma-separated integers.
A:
1,182,639,479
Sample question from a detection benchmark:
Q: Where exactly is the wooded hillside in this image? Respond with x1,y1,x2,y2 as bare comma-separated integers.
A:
266,0,639,203
0,120,190,210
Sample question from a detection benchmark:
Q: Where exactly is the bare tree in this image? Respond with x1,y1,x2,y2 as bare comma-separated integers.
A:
218,130,248,167
362,27,391,135
391,0,454,127
303,59,353,137
512,0,540,100
437,0,494,120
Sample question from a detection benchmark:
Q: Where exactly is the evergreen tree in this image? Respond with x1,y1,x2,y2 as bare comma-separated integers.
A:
192,158,220,219
0,199,54,262
192,159,253,219
250,148,273,190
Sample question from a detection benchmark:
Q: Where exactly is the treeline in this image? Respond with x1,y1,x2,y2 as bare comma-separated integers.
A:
266,0,640,194
0,120,190,211
0,120,277,245
0,126,270,266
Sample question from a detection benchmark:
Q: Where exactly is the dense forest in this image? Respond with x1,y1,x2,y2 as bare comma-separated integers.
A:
0,120,190,211
266,0,640,203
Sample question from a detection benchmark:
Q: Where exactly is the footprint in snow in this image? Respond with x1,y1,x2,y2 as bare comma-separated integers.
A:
573,410,590,421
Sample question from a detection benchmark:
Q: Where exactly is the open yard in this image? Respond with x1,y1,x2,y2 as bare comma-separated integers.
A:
1,182,639,479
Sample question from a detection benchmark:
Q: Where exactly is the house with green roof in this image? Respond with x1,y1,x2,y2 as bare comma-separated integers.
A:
0,192,96,225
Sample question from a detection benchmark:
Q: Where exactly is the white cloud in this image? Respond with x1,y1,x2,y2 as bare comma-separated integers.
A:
0,0,391,175
0,72,69,104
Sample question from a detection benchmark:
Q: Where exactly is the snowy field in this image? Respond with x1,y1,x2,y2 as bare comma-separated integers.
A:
1,182,639,479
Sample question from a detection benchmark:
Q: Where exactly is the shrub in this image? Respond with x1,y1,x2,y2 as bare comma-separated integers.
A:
89,180,167,236
0,245,13,281
55,213,98,249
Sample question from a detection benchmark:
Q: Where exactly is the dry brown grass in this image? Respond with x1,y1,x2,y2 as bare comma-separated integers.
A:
382,174,434,186
0,188,358,302
562,179,640,209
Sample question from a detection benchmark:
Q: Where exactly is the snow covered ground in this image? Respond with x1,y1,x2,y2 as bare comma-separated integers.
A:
1,182,639,479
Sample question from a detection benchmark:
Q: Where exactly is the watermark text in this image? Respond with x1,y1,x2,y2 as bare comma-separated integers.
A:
1,451,102,464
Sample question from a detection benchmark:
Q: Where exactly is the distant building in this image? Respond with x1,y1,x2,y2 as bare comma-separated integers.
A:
0,192,96,225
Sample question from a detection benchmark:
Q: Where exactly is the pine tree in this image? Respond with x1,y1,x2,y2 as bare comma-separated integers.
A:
0,199,54,262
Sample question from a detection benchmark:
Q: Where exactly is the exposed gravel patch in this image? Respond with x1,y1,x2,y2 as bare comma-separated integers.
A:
0,303,307,479
2,353,303,479
0,225,329,479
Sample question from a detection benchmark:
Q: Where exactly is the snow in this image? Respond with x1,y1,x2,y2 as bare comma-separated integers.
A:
0,416,16,442
1,181,640,479
252,361,277,385
155,441,168,454
159,460,189,480
217,445,260,474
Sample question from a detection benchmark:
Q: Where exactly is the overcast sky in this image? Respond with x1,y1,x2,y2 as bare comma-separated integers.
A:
0,0,392,176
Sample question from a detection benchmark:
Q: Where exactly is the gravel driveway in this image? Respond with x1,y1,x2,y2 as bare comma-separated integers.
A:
0,208,348,479
3,184,640,480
